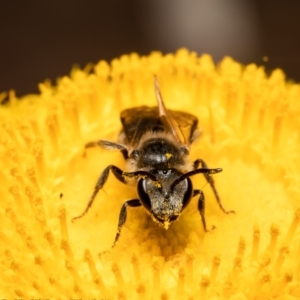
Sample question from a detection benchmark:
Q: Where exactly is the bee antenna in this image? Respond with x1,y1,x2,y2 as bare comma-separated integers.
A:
170,168,222,191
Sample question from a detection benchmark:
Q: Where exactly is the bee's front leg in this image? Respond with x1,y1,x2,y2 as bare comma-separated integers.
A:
193,189,215,232
112,199,141,248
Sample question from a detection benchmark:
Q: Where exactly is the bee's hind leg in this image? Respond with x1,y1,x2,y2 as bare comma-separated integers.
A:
193,159,235,215
84,140,129,159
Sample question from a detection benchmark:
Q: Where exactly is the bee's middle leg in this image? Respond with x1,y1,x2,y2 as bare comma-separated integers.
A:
72,165,127,222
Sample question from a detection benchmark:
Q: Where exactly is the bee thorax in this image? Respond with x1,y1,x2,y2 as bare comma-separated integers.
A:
137,138,185,169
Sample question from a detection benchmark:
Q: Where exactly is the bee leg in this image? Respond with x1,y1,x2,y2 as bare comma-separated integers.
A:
193,159,235,215
72,165,128,222
112,199,141,248
85,140,129,159
193,189,215,232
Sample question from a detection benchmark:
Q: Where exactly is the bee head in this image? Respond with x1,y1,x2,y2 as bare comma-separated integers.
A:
137,169,193,229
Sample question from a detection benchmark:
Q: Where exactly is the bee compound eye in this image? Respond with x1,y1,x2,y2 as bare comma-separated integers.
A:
182,178,193,210
137,179,152,212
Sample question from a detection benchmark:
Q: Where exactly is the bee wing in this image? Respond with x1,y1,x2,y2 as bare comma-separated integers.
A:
120,106,161,147
168,110,199,146
154,77,198,146
154,78,181,143
120,78,199,147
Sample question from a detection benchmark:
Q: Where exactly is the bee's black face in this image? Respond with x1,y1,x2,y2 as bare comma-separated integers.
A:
137,170,193,229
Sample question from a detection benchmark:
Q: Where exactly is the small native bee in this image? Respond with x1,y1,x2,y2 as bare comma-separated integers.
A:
72,78,234,247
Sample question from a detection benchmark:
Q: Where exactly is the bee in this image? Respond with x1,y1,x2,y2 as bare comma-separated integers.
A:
72,78,234,247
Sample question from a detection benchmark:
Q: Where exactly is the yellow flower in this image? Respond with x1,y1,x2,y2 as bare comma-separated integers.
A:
1,49,300,299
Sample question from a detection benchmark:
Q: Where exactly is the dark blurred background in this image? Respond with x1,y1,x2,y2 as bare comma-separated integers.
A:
1,1,300,97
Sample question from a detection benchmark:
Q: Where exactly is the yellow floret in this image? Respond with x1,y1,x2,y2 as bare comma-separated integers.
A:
0,49,300,298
